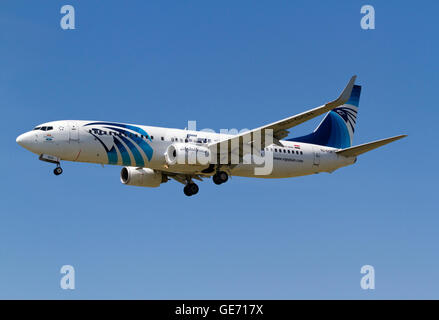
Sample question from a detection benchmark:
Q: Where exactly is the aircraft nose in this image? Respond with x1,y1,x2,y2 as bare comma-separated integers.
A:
16,133,25,146
16,132,34,150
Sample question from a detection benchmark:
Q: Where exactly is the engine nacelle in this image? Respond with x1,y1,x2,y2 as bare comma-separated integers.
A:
165,143,211,166
120,167,165,187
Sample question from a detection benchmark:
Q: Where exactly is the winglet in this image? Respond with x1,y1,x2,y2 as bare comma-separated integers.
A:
329,75,357,108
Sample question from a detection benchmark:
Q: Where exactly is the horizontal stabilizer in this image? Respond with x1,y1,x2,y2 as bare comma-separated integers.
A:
336,135,407,157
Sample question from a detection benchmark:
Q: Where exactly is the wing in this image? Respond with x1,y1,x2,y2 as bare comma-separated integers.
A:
208,75,357,164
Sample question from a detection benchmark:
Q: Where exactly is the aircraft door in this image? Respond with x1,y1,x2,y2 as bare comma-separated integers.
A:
313,146,320,166
69,122,80,142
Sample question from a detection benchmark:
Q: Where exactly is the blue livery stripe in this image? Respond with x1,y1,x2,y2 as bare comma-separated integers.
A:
85,122,152,141
103,127,154,162
113,138,132,166
118,135,145,167
90,132,119,165
85,122,154,163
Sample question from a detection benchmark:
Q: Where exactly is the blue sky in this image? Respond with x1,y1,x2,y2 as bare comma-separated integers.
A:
1,1,438,299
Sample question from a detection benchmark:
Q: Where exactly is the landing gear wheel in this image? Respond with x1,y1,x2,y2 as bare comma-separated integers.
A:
54,167,63,176
218,171,228,183
184,183,199,196
189,183,199,195
213,175,222,185
213,171,228,185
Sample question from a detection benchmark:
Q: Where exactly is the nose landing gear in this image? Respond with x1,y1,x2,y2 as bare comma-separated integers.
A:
53,165,63,176
38,155,63,176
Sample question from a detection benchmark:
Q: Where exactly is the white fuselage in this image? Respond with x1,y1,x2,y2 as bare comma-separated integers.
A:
16,120,356,178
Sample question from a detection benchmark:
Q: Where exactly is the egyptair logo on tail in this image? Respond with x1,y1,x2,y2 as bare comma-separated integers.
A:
334,106,358,133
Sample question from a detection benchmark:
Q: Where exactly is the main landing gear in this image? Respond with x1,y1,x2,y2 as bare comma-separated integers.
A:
184,182,199,196
213,171,228,185
53,164,63,176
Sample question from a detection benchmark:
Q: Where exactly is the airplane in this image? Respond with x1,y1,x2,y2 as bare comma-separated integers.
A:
16,76,406,196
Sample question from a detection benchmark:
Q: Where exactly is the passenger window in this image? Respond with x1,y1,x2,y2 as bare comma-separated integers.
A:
300,151,303,155
161,137,164,141
274,148,278,152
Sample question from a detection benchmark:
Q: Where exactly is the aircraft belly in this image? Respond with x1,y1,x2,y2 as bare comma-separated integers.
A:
231,158,311,178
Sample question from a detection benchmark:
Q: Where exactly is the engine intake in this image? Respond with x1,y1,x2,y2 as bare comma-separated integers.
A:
120,167,166,187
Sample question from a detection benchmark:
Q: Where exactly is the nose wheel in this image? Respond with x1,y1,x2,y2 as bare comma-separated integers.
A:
213,171,228,185
184,182,199,196
53,165,63,176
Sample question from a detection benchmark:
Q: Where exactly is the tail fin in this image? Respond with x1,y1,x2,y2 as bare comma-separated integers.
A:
287,85,362,148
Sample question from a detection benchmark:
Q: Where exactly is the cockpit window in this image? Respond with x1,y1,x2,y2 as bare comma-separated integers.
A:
35,126,54,131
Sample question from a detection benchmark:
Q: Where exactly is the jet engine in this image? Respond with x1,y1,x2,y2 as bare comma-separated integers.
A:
120,167,166,187
165,143,211,166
